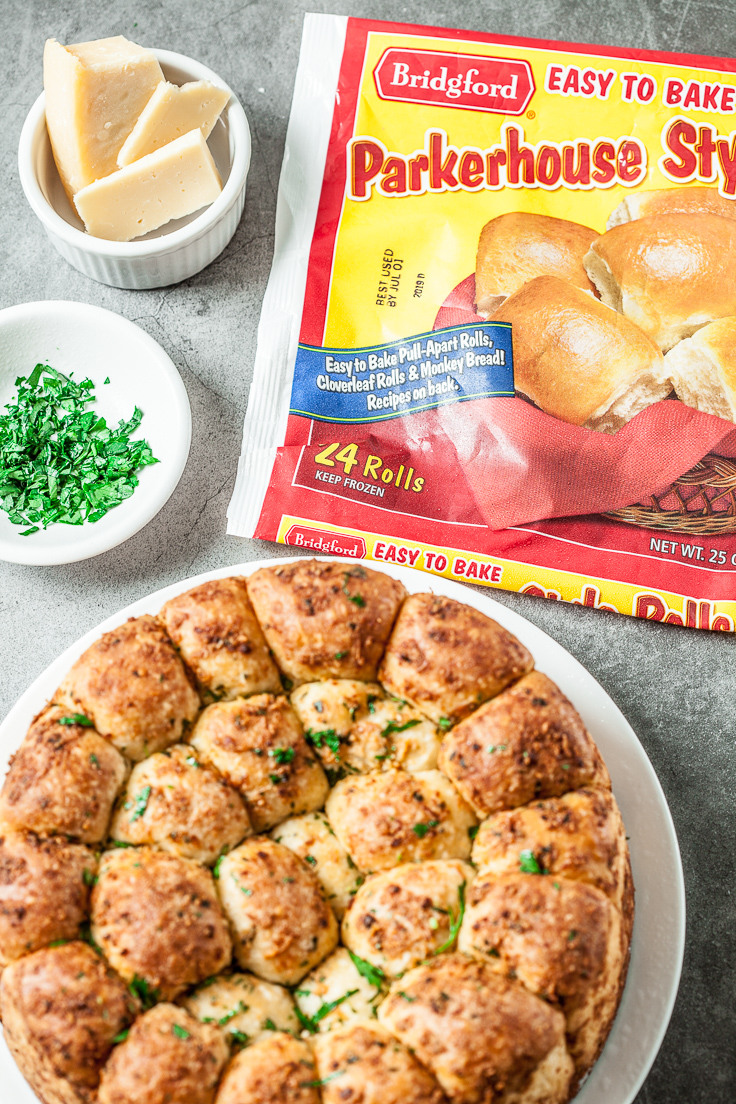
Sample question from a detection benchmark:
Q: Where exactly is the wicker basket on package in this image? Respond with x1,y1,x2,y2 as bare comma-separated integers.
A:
607,453,736,534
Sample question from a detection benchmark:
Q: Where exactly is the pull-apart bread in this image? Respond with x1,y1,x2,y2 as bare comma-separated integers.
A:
475,212,598,315
607,185,736,229
491,275,669,431
0,559,633,1104
584,213,736,351
663,316,736,422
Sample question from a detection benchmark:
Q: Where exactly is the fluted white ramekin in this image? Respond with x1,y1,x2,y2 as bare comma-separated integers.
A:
18,49,251,290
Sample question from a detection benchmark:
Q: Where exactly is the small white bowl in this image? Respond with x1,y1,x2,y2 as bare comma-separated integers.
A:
17,49,251,290
0,301,191,564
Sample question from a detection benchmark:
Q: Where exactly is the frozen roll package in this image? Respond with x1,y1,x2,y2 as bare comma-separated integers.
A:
229,14,736,631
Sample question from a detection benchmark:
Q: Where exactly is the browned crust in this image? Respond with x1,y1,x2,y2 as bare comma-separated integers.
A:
475,211,598,310
378,953,568,1104
0,942,138,1104
490,275,663,425
0,829,96,968
247,560,406,683
215,1032,320,1104
0,705,127,843
160,577,282,701
97,1003,228,1104
438,671,610,817
378,593,533,724
91,848,232,1000
188,695,328,832
314,1021,448,1104
55,615,201,760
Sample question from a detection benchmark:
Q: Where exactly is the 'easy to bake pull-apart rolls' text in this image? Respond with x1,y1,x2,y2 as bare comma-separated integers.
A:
160,576,282,702
108,743,251,864
378,953,574,1104
0,705,128,844
215,837,338,984
246,559,406,684
55,614,200,761
379,593,533,725
326,768,477,872
0,941,138,1104
188,695,328,832
91,846,232,1000
438,671,610,817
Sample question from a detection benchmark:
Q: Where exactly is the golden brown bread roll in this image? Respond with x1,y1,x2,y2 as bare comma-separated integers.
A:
607,185,736,229
341,859,474,976
98,1003,228,1104
0,942,138,1104
0,829,96,968
215,1032,320,1104
471,787,631,917
458,874,626,1079
663,316,736,421
188,695,329,833
247,560,406,685
290,678,441,774
438,671,610,817
55,615,201,761
325,769,476,872
475,211,598,314
491,275,668,430
378,954,574,1104
0,706,127,844
91,847,232,1000
313,1021,447,1104
379,593,533,725
215,837,338,984
270,811,364,918
108,744,251,864
584,213,736,351
159,576,282,702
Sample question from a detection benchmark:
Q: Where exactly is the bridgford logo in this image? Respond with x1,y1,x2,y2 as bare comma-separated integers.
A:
283,524,366,558
373,48,535,115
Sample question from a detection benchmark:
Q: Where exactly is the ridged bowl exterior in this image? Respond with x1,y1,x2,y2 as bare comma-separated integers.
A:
18,49,250,290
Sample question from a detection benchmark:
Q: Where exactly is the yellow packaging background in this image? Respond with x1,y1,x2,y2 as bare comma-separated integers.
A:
325,31,736,346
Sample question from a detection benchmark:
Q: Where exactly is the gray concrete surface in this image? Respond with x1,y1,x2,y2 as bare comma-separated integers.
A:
0,0,734,1100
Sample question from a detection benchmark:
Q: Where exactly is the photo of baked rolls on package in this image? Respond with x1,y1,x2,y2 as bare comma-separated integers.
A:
228,14,736,631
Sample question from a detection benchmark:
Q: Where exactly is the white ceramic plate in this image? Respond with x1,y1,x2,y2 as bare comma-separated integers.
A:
0,558,685,1104
0,300,191,564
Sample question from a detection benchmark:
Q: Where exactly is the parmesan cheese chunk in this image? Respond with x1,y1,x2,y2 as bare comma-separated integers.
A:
43,36,164,201
74,128,223,241
117,80,230,166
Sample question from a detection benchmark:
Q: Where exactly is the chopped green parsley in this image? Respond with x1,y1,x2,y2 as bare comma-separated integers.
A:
0,363,157,533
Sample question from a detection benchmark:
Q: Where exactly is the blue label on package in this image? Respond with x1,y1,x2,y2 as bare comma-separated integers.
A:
289,321,514,423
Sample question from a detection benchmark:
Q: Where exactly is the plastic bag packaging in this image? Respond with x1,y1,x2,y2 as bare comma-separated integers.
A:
229,13,736,631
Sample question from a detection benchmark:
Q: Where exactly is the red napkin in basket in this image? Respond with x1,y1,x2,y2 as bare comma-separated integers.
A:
431,275,736,530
